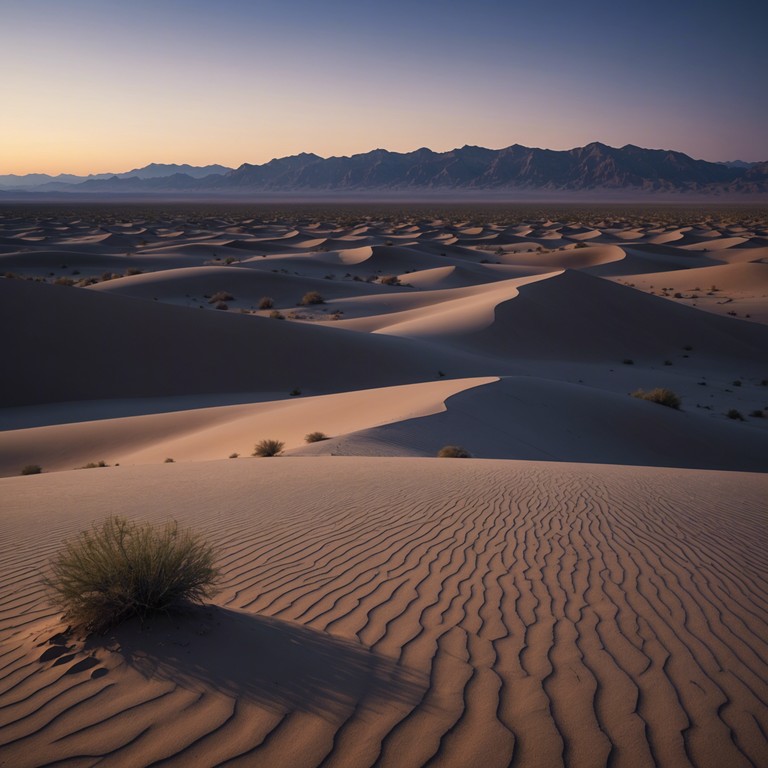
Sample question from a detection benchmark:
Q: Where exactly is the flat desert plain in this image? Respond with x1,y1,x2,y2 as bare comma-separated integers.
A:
1,204,767,767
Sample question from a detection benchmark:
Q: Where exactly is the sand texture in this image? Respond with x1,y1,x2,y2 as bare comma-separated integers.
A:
1,206,767,767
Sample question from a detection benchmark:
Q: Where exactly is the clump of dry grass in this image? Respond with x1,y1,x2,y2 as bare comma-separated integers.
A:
253,439,284,457
437,445,472,458
631,388,681,409
300,291,324,305
43,516,219,633
21,464,42,475
305,431,329,443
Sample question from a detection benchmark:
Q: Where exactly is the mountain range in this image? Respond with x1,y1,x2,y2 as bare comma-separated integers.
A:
2,144,766,196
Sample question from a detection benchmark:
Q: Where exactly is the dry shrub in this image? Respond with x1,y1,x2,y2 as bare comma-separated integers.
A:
43,516,219,633
21,464,42,475
437,445,472,458
631,388,681,409
305,431,329,443
258,296,274,309
253,439,284,457
300,291,324,305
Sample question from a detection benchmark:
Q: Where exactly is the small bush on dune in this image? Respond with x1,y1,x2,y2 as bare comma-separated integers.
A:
437,445,472,458
269,310,285,320
82,460,109,469
726,409,745,421
21,464,42,475
43,516,219,633
631,388,681,409
305,431,329,443
253,439,284,457
258,296,274,309
300,291,324,305
208,291,234,304
379,275,401,285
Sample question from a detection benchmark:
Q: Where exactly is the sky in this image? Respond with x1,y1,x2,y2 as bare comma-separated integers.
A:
1,0,766,175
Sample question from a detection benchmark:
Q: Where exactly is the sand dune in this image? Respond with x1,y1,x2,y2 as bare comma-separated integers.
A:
1,207,767,768
0,279,488,406
1,458,766,767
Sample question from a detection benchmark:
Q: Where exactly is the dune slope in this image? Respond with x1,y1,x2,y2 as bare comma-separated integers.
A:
1,458,766,767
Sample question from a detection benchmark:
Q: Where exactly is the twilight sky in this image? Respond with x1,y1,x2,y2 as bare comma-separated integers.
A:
1,0,766,174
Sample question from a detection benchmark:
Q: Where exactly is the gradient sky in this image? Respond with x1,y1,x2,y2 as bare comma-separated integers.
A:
1,0,766,174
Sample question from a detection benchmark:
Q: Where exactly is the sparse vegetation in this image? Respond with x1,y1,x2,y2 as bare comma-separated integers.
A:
229,452,239,458
269,309,285,320
379,275,401,285
289,388,302,397
21,464,42,475
305,431,329,443
437,445,472,458
631,388,681,409
253,439,284,457
164,457,175,463
726,409,745,421
300,291,324,305
258,296,274,309
82,461,109,469
208,291,234,304
43,516,219,633
622,359,634,365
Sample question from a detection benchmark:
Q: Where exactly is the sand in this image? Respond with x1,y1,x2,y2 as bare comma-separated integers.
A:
1,206,767,767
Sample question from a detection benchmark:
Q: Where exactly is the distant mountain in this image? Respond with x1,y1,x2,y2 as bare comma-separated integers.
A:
717,160,756,169
117,163,233,179
2,145,766,195
0,163,232,190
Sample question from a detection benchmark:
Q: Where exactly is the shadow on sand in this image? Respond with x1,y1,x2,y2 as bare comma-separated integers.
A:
87,605,428,718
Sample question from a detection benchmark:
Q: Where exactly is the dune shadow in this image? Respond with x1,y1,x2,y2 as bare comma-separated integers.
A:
87,605,427,719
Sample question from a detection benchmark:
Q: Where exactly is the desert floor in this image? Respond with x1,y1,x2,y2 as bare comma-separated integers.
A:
1,203,767,767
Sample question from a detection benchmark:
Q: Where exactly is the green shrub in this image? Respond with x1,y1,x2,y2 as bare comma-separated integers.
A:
305,431,329,443
43,516,219,633
253,439,284,457
631,388,681,409
21,464,42,475
437,445,472,458
300,291,324,305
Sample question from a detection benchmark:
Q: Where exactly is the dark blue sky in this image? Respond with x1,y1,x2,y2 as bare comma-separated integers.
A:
2,0,766,173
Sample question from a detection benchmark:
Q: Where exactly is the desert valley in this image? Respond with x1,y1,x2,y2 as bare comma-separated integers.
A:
0,202,766,766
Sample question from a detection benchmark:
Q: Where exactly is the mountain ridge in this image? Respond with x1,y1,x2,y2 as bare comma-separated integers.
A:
2,144,767,196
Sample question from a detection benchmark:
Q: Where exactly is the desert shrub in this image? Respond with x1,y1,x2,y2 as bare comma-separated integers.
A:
733,380,742,387
164,457,175,463
269,310,285,320
726,409,745,421
214,302,229,310
631,388,681,409
749,409,764,418
305,431,329,443
622,359,634,365
43,516,219,633
54,277,75,286
437,445,472,458
208,291,234,304
574,241,588,248
21,464,42,475
663,360,673,366
289,388,302,397
225,256,237,265
125,267,143,276
253,439,284,457
82,460,109,469
229,452,239,458
258,296,274,309
300,291,324,305
379,275,401,285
